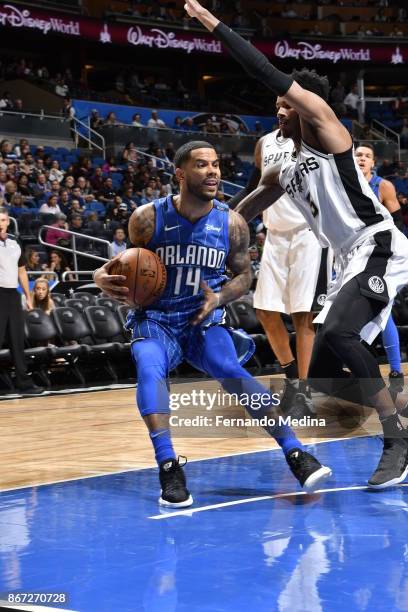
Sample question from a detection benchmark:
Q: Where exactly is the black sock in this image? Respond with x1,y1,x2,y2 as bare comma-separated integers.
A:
282,360,298,380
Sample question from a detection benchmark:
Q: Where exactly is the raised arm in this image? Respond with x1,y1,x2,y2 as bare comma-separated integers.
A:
184,0,351,154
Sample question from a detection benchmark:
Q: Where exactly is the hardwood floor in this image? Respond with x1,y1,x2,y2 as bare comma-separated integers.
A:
1,369,399,491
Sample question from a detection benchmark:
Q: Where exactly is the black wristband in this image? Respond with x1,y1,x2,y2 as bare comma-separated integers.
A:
214,22,293,96
391,208,404,231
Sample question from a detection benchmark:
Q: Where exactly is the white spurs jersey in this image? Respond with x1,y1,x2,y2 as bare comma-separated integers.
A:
261,130,308,231
279,140,393,252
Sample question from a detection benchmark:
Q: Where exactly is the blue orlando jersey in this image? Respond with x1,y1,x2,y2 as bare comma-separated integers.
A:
129,195,230,332
369,174,382,199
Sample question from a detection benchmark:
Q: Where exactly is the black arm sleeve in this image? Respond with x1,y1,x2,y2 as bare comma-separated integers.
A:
227,166,262,210
214,22,293,96
391,209,404,231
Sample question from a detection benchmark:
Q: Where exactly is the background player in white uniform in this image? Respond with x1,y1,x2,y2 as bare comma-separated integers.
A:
184,0,408,490
230,130,327,416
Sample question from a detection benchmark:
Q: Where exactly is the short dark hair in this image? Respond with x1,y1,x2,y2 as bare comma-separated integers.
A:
356,142,375,156
0,206,8,215
174,141,215,168
291,68,330,102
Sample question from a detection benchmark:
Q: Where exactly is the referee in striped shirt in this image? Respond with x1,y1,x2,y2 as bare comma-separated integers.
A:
0,207,43,394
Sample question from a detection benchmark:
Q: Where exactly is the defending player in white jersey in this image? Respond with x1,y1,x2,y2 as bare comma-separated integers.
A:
185,0,408,489
230,129,329,417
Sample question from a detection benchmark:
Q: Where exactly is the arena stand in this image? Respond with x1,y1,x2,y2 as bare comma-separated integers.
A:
1,100,408,393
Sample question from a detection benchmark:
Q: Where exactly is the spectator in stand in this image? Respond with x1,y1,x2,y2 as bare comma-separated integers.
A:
25,248,46,278
102,156,120,173
343,84,360,119
44,213,70,246
69,187,86,208
131,113,143,127
84,211,104,238
90,110,103,130
390,26,403,37
377,159,395,177
46,250,74,282
98,177,116,205
68,199,85,220
248,245,260,277
0,92,13,109
90,167,104,192
147,110,166,129
252,121,264,137
153,147,171,170
174,116,183,129
55,78,69,97
14,138,29,158
39,194,61,215
49,160,65,183
121,186,140,210
391,97,406,118
31,278,55,315
204,118,219,134
140,186,155,206
0,140,18,164
76,176,94,202
9,194,29,213
219,117,236,134
165,142,176,162
58,189,71,215
0,170,7,196
48,179,62,199
181,116,198,132
255,231,266,257
31,173,49,201
4,180,17,204
104,112,119,126
14,99,24,113
123,142,139,164
63,175,75,192
109,227,127,257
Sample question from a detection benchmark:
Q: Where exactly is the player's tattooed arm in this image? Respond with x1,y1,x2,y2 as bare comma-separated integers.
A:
222,210,253,303
190,211,252,325
93,204,156,301
235,170,284,222
128,203,155,247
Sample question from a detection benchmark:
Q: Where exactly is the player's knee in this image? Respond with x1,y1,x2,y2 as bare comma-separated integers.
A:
205,353,245,380
131,339,167,379
256,309,278,326
321,321,356,352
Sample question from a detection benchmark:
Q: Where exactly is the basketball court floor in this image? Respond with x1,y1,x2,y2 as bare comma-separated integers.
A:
1,373,407,612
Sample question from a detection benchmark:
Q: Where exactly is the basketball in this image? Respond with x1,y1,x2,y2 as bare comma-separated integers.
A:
109,247,167,307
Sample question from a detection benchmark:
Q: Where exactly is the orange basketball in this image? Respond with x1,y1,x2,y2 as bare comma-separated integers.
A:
109,247,167,308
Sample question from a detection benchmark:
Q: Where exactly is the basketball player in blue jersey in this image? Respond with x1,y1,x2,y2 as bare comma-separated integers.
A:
355,144,405,398
184,0,408,489
94,141,331,507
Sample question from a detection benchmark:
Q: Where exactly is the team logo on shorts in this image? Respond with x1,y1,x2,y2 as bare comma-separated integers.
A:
317,294,326,306
368,276,385,294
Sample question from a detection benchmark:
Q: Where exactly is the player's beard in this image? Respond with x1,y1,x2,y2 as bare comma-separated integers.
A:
186,177,218,202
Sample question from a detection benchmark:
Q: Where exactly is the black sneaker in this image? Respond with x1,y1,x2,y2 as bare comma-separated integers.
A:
17,383,45,396
368,438,408,489
286,448,332,492
389,371,404,402
289,391,315,419
280,379,299,415
159,457,193,508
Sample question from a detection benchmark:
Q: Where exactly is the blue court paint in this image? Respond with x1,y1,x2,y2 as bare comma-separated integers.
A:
0,437,407,612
